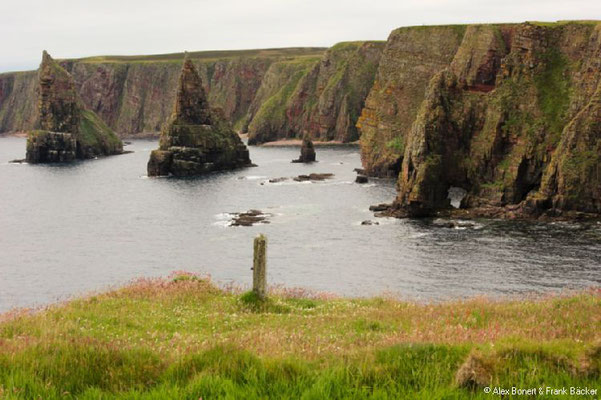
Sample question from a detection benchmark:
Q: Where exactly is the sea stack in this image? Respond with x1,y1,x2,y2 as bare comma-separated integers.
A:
292,135,316,163
147,54,252,177
26,51,123,163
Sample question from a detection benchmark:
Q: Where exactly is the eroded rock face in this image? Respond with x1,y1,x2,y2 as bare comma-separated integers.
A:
37,51,80,134
25,131,76,163
26,51,123,163
358,26,466,177
381,22,601,218
247,41,384,144
147,56,252,177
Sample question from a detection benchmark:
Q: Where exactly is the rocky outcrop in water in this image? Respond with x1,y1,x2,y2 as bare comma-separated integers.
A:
26,51,122,163
229,210,271,226
364,22,601,218
147,55,252,177
292,136,316,163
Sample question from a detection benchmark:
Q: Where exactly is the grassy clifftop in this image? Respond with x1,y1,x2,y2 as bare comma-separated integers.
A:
0,274,599,399
73,47,327,64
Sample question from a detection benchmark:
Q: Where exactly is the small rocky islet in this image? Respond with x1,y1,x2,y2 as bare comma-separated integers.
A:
291,136,316,163
228,210,272,227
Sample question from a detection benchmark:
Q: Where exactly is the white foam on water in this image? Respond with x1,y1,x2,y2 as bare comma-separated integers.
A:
212,220,232,228
214,213,232,220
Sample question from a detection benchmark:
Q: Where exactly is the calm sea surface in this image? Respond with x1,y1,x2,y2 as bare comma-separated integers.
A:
1,136,600,311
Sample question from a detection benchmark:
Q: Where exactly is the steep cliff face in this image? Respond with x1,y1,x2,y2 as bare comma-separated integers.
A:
357,26,467,177
247,41,384,144
0,48,326,136
0,71,37,133
379,22,601,218
246,58,319,143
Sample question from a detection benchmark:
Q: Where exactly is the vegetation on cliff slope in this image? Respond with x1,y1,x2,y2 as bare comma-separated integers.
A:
356,21,601,217
248,41,384,144
0,274,599,399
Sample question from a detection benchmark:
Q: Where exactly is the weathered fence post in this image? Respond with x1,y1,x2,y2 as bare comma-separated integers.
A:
253,234,267,299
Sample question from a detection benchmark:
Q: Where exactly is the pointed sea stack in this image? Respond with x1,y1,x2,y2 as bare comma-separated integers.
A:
147,55,252,177
292,136,316,163
26,51,123,163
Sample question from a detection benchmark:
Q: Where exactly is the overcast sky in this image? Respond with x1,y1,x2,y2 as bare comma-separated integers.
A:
1,0,600,73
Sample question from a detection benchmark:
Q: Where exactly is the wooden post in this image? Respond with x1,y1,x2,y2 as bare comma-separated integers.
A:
253,234,267,299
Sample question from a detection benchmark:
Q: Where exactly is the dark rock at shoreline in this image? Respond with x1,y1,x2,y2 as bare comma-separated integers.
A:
230,209,271,226
147,54,253,177
294,173,334,182
292,136,316,163
27,131,76,163
369,203,392,212
268,177,289,183
355,175,368,184
361,220,379,225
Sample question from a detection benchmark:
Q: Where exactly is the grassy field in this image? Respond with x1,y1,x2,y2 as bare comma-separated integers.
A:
0,273,599,399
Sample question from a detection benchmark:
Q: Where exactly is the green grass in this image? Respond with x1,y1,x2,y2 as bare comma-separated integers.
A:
528,20,600,27
534,48,571,140
0,274,599,398
385,136,404,154
68,48,327,65
247,59,317,140
78,109,123,155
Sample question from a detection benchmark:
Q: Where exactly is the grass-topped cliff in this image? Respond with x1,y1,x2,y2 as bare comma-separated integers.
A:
358,21,601,218
0,274,599,398
0,44,384,144
74,48,326,64
0,48,327,136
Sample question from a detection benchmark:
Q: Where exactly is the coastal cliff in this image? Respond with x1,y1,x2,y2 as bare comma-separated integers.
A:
247,41,384,144
0,48,326,136
0,44,383,145
359,21,601,218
